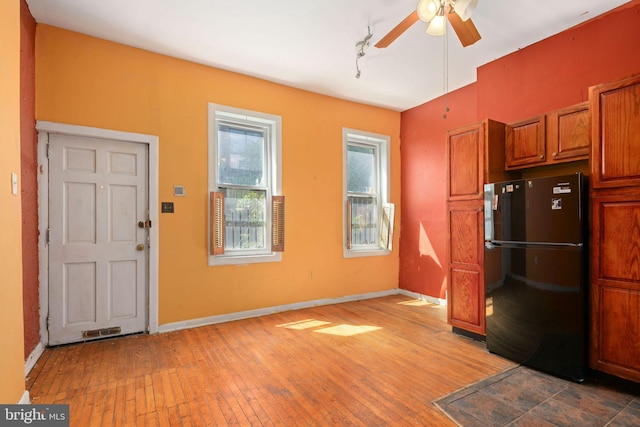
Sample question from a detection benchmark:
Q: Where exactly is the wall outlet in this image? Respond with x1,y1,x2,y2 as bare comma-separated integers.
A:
11,173,18,195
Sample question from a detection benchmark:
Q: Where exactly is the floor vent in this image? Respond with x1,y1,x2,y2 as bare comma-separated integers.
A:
82,326,121,339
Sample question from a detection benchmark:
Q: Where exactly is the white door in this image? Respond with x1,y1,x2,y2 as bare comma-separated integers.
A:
48,134,149,345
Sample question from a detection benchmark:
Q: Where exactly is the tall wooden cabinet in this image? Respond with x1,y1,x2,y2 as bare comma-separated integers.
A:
446,120,511,335
589,73,640,383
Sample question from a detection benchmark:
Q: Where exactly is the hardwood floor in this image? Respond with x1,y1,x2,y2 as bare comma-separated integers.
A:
27,295,515,426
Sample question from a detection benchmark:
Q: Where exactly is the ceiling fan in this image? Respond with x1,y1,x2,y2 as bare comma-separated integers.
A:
375,0,481,49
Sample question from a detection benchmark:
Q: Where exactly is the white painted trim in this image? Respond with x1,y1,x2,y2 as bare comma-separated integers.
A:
207,103,283,267
37,130,49,345
18,391,31,404
36,121,160,345
158,289,398,333
24,341,46,377
342,127,392,259
398,289,447,306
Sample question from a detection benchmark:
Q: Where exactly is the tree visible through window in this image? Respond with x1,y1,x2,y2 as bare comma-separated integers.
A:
348,144,379,246
208,104,283,266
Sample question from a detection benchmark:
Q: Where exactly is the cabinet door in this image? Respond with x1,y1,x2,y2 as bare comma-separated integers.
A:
505,115,546,169
547,102,590,163
591,73,640,189
590,193,640,383
447,123,484,201
448,201,485,335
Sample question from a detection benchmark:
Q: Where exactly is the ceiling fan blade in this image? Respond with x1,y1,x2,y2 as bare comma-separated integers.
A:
447,12,481,47
375,10,419,48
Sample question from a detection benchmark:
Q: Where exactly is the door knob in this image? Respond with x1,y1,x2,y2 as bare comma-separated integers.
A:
136,244,145,251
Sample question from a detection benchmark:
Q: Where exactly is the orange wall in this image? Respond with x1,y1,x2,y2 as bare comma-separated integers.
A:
400,2,640,298
35,25,401,325
0,0,27,403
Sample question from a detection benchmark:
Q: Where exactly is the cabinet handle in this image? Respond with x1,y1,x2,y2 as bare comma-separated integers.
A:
539,155,544,159
552,152,557,157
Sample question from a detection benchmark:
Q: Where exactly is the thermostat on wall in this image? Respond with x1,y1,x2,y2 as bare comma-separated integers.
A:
174,185,186,196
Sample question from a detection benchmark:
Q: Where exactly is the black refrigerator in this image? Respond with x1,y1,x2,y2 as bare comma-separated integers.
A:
484,173,588,382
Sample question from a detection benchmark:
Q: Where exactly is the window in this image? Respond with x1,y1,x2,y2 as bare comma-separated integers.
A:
343,128,394,258
208,103,283,266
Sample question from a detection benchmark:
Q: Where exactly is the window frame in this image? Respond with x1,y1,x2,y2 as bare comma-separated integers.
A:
342,128,391,258
208,103,282,266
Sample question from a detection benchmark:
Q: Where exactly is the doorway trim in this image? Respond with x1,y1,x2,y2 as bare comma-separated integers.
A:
37,121,160,344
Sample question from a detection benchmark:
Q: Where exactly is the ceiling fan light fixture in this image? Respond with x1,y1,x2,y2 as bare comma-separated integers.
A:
426,9,446,36
453,0,478,21
417,0,439,22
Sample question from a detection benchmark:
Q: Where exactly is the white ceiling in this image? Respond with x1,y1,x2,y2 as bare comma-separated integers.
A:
26,0,630,112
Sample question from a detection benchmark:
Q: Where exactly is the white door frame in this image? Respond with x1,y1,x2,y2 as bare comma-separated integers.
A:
37,121,159,344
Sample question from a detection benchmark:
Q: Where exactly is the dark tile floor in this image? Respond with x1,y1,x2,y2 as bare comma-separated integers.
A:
434,366,640,426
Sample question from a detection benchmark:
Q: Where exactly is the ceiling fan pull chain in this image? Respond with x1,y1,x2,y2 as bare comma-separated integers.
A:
443,29,450,119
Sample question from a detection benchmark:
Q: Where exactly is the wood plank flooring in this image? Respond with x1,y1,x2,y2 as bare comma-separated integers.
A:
27,295,515,426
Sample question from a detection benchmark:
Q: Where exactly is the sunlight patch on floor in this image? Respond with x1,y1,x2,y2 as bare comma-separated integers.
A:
398,299,434,307
314,324,382,337
276,319,331,330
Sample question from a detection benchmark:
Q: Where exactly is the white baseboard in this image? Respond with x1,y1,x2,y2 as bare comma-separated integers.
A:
398,289,447,306
158,289,400,333
25,341,46,378
18,390,30,404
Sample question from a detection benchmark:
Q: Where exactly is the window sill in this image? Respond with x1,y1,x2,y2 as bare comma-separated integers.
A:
208,252,282,266
343,248,391,259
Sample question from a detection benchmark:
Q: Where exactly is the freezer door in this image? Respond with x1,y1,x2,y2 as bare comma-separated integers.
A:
486,174,585,245
485,180,526,243
523,174,584,244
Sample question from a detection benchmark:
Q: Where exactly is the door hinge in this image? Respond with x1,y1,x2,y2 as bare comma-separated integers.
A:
46,143,50,159
46,315,50,330
46,228,50,245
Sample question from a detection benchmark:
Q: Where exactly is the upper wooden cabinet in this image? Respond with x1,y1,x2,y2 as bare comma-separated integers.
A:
547,102,590,163
505,115,546,169
505,102,590,170
447,120,507,202
590,74,640,189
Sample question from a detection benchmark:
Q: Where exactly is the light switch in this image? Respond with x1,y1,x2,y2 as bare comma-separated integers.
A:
11,173,18,195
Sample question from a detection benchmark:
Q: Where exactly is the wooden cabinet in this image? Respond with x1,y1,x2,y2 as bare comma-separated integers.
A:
547,102,590,162
505,102,590,170
447,123,484,201
446,120,510,335
448,202,485,334
590,75,640,189
505,115,546,169
590,192,640,382
589,73,640,383
448,120,509,201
